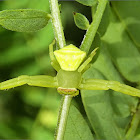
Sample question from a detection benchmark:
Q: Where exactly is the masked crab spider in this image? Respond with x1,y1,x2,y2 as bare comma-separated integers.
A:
0,41,140,97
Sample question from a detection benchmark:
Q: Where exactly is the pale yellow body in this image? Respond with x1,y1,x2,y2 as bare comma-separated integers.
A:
54,44,86,71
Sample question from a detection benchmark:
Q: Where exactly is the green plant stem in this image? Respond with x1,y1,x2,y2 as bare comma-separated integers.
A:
55,95,72,140
49,0,66,48
50,0,72,139
125,103,140,140
80,0,108,54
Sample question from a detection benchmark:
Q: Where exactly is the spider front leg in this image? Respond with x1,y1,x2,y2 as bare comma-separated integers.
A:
49,40,61,72
0,75,58,90
79,79,140,97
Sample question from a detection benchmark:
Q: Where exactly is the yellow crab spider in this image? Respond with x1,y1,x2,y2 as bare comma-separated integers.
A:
0,41,140,98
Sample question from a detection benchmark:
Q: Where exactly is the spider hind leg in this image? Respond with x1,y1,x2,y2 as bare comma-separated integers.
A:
49,40,61,72
78,47,98,73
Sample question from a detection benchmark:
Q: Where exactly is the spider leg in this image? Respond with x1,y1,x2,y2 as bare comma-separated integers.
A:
80,64,91,74
49,40,61,71
0,75,58,90
79,79,140,97
78,48,98,73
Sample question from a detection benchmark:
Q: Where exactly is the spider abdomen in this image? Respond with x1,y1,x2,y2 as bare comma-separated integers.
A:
54,44,86,71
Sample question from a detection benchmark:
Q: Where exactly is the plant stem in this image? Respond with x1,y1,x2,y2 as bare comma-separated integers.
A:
125,103,140,140
49,0,66,48
80,0,108,54
50,0,73,139
55,95,72,140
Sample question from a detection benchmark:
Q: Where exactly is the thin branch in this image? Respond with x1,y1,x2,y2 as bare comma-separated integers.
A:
125,102,140,140
49,0,66,48
80,0,108,54
55,95,73,140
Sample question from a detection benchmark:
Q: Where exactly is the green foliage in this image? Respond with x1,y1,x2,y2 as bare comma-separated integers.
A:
0,9,51,32
73,12,89,30
64,106,94,140
111,1,140,47
102,10,140,82
76,0,97,6
82,45,138,139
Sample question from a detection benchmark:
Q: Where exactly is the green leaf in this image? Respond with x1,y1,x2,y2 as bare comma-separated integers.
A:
64,105,94,140
82,71,123,140
76,0,97,7
111,1,140,47
73,12,89,30
81,43,138,139
0,9,51,32
102,10,140,82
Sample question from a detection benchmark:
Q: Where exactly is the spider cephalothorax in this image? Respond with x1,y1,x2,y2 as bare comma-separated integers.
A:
56,69,82,96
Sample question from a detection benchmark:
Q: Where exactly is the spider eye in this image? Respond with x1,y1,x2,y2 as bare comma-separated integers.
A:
54,44,86,71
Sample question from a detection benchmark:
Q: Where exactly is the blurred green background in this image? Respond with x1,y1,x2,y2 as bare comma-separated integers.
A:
0,0,90,139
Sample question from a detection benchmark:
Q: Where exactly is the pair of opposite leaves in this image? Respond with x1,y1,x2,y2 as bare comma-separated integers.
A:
0,8,90,32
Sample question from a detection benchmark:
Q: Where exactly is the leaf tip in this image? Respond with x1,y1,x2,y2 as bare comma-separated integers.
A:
73,12,76,16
